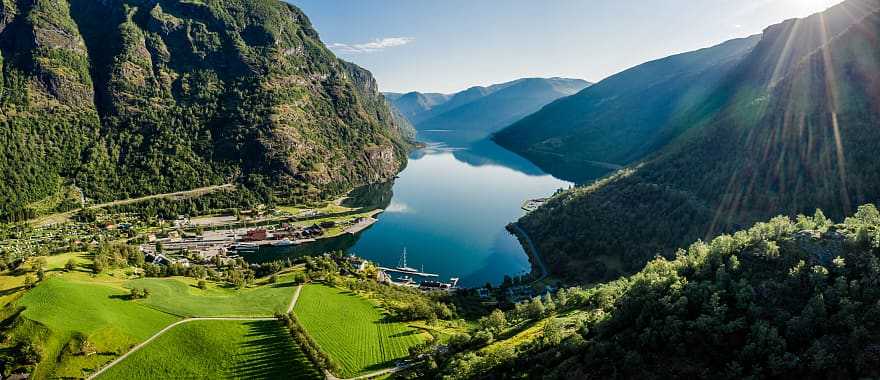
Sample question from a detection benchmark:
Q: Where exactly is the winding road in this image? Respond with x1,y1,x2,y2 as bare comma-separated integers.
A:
510,222,548,280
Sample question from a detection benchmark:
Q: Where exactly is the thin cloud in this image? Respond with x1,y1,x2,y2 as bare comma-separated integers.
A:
329,37,414,54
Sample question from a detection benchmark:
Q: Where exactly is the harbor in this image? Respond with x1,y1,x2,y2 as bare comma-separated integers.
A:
377,249,459,291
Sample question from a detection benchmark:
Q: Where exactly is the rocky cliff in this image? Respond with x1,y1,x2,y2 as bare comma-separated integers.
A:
0,0,410,220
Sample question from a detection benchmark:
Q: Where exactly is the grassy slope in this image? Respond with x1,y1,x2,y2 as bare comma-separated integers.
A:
97,320,322,380
14,275,180,378
126,274,298,317
294,284,426,377
0,252,91,306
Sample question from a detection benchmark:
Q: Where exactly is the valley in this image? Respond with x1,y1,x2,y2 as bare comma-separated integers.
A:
1,0,880,379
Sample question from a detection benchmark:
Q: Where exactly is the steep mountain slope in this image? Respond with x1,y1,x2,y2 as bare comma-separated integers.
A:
440,205,880,379
517,0,880,283
493,0,879,183
417,78,590,138
0,0,409,221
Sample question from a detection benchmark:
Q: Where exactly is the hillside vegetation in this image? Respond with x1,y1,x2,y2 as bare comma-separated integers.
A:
0,0,410,222
430,205,880,379
514,0,880,283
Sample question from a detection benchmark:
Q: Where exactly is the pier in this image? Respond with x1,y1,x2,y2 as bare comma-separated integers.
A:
377,267,439,278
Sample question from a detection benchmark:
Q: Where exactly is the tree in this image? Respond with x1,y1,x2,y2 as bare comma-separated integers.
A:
197,280,207,290
33,257,47,271
543,293,556,314
480,309,507,333
23,274,37,289
527,297,545,319
65,258,77,272
542,318,563,346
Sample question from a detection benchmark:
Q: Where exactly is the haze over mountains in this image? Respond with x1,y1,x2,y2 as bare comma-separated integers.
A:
386,77,589,141
510,0,880,283
494,0,880,184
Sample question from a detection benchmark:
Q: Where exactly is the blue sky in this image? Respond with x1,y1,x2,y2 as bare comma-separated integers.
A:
287,0,843,94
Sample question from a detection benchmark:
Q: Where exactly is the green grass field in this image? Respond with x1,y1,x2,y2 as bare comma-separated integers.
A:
126,274,298,317
12,276,180,378
97,320,323,380
293,284,426,377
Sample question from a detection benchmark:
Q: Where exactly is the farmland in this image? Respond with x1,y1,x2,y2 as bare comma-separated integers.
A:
9,275,180,379
293,284,427,377
97,319,322,380
126,273,299,317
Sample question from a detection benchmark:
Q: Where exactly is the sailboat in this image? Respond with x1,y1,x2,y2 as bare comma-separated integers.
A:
395,248,420,274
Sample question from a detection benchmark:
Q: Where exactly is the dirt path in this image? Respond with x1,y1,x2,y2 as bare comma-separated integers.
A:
88,284,303,379
33,184,235,226
288,284,303,313
86,317,274,379
324,364,410,380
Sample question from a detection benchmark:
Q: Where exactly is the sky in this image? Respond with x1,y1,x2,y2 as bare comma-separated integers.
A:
286,0,843,94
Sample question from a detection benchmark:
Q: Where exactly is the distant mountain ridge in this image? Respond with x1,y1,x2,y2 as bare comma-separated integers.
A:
494,0,880,183
386,77,590,140
512,0,880,283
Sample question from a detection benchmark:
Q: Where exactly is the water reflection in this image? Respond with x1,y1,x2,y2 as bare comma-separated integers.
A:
253,132,585,287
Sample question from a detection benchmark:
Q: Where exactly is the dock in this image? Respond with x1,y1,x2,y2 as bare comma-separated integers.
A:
378,267,439,277
345,217,378,235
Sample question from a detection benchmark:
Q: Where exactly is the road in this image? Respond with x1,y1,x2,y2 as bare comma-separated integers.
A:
510,222,548,280
86,284,302,380
33,184,235,227
324,364,412,380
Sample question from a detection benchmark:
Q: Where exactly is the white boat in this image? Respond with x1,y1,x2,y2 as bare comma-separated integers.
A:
395,248,420,273
273,238,294,246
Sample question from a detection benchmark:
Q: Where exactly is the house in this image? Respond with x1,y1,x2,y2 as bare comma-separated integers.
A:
477,288,491,299
243,229,268,241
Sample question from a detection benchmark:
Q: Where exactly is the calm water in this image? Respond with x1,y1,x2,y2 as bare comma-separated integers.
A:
257,132,578,287
351,132,572,287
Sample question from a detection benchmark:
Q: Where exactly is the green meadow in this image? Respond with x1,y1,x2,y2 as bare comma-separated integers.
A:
4,264,301,378
126,274,298,317
97,319,322,380
11,276,180,379
293,284,427,377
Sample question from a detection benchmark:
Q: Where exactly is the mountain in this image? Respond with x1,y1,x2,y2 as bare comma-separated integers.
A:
514,0,880,283
387,78,589,140
494,0,880,183
383,91,450,125
0,0,410,222
439,205,880,379
417,78,591,138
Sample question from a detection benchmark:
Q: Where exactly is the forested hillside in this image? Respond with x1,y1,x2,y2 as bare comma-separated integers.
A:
513,0,880,283
438,205,880,379
0,0,410,222
493,0,879,183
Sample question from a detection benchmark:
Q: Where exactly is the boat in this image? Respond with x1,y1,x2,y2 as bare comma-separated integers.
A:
395,248,420,273
231,242,258,252
273,238,294,247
